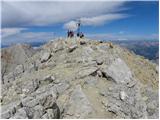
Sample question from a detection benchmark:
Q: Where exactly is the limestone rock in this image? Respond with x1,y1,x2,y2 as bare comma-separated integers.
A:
22,96,39,108
84,76,98,86
63,85,93,118
14,64,24,77
22,79,39,94
1,44,36,75
100,83,148,119
55,82,70,95
33,105,44,118
101,58,132,84
40,75,56,85
40,51,51,63
3,72,15,84
119,91,127,101
76,66,98,79
11,108,28,119
1,38,158,119
96,58,103,65
52,39,66,52
1,101,22,119
67,44,78,52
45,103,60,119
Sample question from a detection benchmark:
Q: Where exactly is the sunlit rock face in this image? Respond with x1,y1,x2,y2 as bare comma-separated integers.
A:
1,38,159,119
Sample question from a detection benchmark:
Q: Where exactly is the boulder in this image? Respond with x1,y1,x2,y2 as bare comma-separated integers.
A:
40,51,51,63
68,45,78,53
40,75,56,85
46,109,55,118
41,113,49,119
101,58,132,84
22,90,59,118
39,94,56,109
96,58,103,65
37,93,60,118
119,91,127,101
22,96,39,108
63,85,93,118
76,66,98,79
45,104,60,119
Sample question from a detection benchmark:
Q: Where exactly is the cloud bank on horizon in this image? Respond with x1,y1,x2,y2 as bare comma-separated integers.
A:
1,1,159,46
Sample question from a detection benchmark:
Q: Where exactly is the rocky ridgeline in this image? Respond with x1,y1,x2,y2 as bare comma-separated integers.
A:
1,38,159,119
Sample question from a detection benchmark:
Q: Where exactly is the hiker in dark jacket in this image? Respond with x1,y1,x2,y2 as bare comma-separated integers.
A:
67,30,70,37
79,32,84,38
67,30,74,38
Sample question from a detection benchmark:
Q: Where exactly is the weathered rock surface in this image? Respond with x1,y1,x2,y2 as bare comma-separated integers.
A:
40,51,51,63
63,85,93,118
1,38,159,119
99,82,148,119
101,58,132,84
1,44,36,75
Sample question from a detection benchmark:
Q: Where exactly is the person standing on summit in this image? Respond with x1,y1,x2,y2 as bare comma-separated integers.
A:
76,20,84,38
67,30,74,38
77,20,81,37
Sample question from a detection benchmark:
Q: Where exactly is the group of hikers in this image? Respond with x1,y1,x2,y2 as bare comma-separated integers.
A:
67,30,84,38
67,20,84,38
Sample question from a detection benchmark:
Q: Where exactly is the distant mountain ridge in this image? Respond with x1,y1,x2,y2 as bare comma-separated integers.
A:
1,41,47,48
112,40,159,64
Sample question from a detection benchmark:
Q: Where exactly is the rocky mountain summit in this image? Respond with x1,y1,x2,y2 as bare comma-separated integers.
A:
1,38,159,119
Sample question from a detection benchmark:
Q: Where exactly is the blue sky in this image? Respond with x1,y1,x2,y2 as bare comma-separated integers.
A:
1,1,159,46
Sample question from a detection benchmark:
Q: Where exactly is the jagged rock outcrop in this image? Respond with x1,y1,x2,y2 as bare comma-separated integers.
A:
1,44,36,84
1,38,159,119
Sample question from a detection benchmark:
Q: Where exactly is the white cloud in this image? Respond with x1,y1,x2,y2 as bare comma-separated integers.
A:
1,28,27,38
63,14,128,30
80,14,128,26
63,21,78,31
2,1,126,27
1,1,131,46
